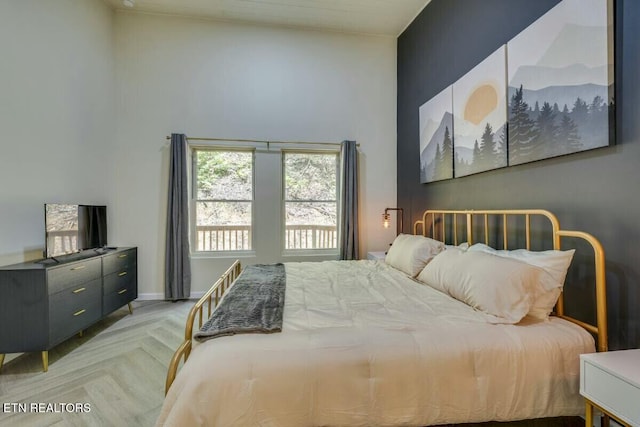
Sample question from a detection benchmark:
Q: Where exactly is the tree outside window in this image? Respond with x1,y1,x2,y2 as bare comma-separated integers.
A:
193,149,253,252
283,152,338,250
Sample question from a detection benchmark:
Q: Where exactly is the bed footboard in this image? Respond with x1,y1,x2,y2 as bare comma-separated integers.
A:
165,260,242,394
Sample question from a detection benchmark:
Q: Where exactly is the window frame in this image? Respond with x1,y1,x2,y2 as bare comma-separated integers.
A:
281,149,340,255
190,146,256,255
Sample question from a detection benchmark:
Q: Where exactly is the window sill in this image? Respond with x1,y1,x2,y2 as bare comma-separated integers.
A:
281,249,339,258
191,250,257,260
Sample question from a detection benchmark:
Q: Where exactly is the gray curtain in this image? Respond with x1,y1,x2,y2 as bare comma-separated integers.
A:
165,133,191,300
339,140,359,260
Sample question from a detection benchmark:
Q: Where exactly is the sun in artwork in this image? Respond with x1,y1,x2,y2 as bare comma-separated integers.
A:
464,84,498,125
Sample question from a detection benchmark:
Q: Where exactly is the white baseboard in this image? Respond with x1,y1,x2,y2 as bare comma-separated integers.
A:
137,292,205,301
136,293,163,301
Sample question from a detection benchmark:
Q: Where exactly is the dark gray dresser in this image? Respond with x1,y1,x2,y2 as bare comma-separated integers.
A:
0,247,137,372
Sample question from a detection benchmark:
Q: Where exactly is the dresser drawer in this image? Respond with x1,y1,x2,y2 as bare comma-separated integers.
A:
103,282,136,315
581,354,640,426
103,249,137,276
49,279,102,346
103,266,136,295
50,277,102,302
47,258,102,294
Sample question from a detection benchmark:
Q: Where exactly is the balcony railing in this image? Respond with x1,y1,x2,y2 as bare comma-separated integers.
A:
284,224,336,250
195,224,337,251
196,225,252,251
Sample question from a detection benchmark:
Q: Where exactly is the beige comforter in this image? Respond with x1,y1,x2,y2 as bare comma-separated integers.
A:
157,260,594,426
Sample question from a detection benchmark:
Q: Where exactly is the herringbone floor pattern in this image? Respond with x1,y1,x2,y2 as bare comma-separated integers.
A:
0,301,191,427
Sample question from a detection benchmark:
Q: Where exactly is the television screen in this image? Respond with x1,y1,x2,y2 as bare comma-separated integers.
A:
45,204,107,258
78,204,108,251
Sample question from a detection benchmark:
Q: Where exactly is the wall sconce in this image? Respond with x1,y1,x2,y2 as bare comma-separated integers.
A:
382,207,404,236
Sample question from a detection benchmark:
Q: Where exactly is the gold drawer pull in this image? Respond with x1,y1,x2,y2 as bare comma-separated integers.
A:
73,287,86,294
73,309,86,317
118,271,128,277
118,254,127,259
71,265,86,271
118,289,127,295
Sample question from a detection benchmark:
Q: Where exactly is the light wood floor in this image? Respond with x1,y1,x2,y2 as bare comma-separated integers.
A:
0,301,587,427
0,300,192,427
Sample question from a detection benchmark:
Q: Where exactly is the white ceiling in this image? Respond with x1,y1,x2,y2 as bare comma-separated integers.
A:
105,0,430,36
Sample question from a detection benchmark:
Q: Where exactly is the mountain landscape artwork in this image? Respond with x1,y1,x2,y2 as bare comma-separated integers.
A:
416,0,613,185
507,0,614,166
453,46,508,177
419,86,453,183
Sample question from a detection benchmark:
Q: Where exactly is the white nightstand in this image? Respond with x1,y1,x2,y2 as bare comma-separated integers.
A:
367,251,386,261
580,349,640,427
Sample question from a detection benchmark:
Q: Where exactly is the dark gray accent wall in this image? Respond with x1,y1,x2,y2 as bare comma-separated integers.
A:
398,0,639,350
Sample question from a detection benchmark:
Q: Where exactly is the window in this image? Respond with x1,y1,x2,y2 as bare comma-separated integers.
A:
191,148,339,256
283,151,339,250
192,149,253,252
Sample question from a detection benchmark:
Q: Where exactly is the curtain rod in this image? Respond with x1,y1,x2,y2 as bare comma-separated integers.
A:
165,135,359,147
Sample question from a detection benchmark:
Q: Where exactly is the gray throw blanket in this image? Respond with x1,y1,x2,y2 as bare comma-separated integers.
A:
194,263,286,342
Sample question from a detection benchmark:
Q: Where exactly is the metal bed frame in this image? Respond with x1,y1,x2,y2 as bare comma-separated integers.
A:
165,260,242,393
165,209,608,397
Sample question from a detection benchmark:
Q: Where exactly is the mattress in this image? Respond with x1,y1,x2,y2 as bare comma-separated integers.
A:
157,260,595,426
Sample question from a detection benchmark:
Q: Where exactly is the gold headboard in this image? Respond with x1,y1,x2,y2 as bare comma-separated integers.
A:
414,209,608,352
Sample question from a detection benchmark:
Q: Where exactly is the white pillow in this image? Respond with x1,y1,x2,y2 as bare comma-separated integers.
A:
385,234,445,277
467,243,575,319
444,242,469,251
416,249,545,324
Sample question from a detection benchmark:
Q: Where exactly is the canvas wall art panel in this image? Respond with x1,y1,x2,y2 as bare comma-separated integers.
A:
507,0,614,166
419,86,453,183
453,46,508,178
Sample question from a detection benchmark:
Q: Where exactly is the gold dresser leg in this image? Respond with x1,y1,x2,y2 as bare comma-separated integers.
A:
585,400,593,427
128,302,133,314
0,354,5,372
42,351,48,372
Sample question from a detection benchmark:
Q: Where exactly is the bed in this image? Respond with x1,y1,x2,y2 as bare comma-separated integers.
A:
158,209,608,427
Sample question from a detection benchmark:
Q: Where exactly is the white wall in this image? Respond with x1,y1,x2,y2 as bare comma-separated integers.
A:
113,12,398,297
0,0,116,266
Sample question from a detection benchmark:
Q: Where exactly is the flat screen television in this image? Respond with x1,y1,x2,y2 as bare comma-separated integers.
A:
45,204,108,258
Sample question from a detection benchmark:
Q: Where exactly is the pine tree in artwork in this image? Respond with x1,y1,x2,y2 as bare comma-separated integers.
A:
457,155,469,177
533,101,558,157
497,127,507,160
434,142,442,180
472,139,481,172
533,101,540,119
440,126,453,179
590,95,605,114
480,123,496,170
509,85,537,164
572,97,588,120
559,114,581,152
